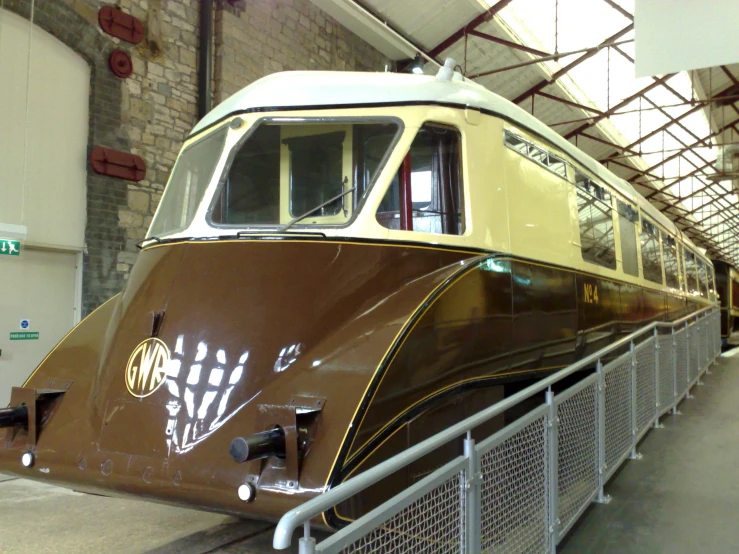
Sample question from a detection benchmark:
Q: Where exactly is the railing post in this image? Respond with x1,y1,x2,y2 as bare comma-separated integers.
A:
463,432,481,554
546,389,559,552
595,359,611,504
299,522,316,554
629,341,642,460
653,328,663,428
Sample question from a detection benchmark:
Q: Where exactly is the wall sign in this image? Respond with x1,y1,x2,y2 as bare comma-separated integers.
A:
10,332,39,341
0,239,20,257
20,319,30,330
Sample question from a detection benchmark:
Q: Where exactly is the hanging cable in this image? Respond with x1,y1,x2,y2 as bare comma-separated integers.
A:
607,46,610,112
21,0,35,229
638,95,642,155
554,0,559,60
661,130,665,181
0,0,5,73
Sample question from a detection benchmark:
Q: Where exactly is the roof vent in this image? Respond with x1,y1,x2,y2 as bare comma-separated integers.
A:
436,58,456,82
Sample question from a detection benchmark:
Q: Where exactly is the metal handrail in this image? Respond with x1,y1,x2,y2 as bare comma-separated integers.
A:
273,304,716,549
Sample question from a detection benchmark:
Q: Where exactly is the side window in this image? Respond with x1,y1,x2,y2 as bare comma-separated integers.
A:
679,243,687,291
504,130,568,179
685,249,698,294
617,200,639,276
707,265,716,301
640,219,663,284
662,233,680,289
377,124,463,235
575,171,616,269
697,259,708,298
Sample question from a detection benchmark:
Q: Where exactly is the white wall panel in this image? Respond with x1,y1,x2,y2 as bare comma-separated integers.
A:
635,0,739,77
0,8,89,250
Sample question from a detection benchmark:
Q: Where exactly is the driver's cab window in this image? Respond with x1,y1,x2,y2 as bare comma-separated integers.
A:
210,120,398,227
376,123,464,235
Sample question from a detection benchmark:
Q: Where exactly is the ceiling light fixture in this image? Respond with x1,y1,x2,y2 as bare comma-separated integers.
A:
410,55,425,75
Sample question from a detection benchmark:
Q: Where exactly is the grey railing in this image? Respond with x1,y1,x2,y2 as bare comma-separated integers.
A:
274,306,721,553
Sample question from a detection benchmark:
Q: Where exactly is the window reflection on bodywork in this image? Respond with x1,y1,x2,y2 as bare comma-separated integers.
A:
163,335,252,454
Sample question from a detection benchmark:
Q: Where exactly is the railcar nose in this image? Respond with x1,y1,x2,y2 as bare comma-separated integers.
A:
0,238,474,521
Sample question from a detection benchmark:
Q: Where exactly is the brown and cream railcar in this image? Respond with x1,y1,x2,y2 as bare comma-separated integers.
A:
0,69,717,526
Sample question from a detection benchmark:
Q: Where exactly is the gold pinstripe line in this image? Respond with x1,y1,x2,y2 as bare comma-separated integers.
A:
22,294,120,387
142,238,481,256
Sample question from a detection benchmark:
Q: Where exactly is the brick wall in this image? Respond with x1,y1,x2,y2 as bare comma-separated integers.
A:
4,0,387,315
214,0,387,103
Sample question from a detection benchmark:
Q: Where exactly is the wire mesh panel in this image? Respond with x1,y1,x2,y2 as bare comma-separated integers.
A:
287,309,720,554
675,328,688,396
332,469,466,554
657,334,675,415
689,325,699,382
478,409,549,554
555,376,599,536
635,339,657,434
603,354,632,476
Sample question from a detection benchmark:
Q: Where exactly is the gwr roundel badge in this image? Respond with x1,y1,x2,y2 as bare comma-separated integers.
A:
125,338,170,398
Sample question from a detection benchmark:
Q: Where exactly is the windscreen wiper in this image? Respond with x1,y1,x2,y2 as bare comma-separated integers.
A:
279,186,357,232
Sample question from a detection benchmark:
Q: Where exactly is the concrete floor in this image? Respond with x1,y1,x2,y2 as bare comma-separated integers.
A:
0,352,736,553
0,477,278,553
560,352,739,553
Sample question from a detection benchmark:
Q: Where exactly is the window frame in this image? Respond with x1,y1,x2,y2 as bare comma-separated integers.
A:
661,233,681,290
148,125,230,239
376,121,466,236
205,115,405,231
574,174,618,270
640,217,664,285
504,129,569,181
616,199,640,277
684,248,700,295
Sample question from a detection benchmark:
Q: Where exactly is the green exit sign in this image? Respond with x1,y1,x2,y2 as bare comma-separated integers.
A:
10,332,38,340
0,239,20,257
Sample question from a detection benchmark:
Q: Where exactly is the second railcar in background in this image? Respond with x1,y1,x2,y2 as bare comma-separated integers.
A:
713,259,739,346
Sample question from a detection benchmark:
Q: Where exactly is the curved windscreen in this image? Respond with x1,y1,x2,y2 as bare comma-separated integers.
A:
148,128,227,238
210,120,399,228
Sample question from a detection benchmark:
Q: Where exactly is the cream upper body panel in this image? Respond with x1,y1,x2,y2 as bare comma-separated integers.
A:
189,71,680,241
149,71,714,303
